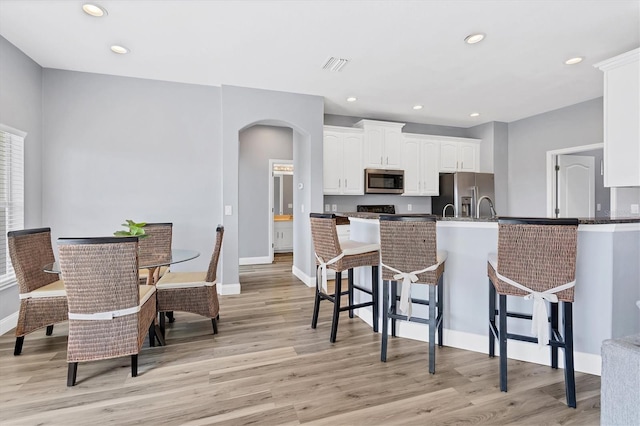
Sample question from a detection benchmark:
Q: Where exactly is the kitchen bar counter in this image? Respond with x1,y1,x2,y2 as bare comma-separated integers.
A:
339,211,640,224
342,214,640,376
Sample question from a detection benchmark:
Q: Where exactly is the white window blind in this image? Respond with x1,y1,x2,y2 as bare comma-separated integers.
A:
0,125,25,287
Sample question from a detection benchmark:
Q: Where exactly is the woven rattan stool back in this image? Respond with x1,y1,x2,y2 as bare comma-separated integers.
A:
492,218,578,302
8,228,59,293
310,213,341,262
379,215,440,284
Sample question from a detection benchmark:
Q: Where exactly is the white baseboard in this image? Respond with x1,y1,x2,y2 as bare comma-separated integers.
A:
0,311,18,336
239,256,272,265
292,265,315,288
218,282,241,295
355,308,601,376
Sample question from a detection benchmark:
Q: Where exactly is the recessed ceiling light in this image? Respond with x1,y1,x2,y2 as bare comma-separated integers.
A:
346,97,357,102
470,112,480,117
565,57,584,65
110,45,129,54
464,33,485,44
82,3,107,17
413,105,423,110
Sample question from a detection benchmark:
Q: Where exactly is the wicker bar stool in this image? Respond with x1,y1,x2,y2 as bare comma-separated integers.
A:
8,228,68,356
488,217,579,408
310,213,380,343
58,236,157,386
379,215,447,374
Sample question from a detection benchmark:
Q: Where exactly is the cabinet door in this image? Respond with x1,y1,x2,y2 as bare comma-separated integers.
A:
421,140,440,195
323,132,343,195
439,141,458,172
342,133,364,194
458,142,478,172
384,127,403,168
604,58,640,186
280,223,293,250
363,126,385,168
402,138,421,195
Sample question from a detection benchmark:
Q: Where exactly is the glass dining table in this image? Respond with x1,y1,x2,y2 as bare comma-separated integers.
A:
44,249,200,347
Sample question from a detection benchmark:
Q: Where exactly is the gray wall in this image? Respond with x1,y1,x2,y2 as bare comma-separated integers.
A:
507,98,604,217
220,86,324,287
42,69,223,276
614,187,640,217
0,37,43,323
238,125,292,258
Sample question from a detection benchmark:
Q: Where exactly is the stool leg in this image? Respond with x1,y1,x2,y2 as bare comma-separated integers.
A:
563,302,577,408
489,280,496,357
499,294,508,392
372,265,379,333
391,279,397,337
348,269,354,319
46,325,54,336
550,301,559,369
311,266,321,329
330,272,342,343
381,279,389,362
428,284,437,374
437,275,444,347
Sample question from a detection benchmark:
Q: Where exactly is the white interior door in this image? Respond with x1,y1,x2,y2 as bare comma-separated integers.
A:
556,154,595,218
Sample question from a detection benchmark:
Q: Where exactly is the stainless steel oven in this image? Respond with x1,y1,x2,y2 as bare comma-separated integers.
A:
364,168,404,194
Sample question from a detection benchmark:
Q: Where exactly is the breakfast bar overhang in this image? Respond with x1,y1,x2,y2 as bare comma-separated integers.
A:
342,214,640,376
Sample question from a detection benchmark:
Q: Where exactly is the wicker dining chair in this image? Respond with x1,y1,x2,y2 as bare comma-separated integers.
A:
488,217,579,408
58,236,157,387
379,215,447,374
309,213,380,343
137,222,173,285
156,225,224,338
8,228,68,356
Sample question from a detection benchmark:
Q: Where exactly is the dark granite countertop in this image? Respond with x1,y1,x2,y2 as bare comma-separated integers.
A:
338,212,640,225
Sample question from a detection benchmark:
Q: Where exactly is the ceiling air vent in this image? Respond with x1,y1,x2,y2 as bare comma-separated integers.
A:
322,57,349,72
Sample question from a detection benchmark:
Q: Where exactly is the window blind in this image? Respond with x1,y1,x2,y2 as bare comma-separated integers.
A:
0,126,25,287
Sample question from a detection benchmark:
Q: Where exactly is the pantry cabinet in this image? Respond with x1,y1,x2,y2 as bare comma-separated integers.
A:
439,138,480,172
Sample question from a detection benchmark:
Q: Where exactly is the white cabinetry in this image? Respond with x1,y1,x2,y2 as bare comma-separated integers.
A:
274,220,293,252
323,126,364,195
595,48,640,187
355,120,405,169
402,135,440,196
439,138,480,172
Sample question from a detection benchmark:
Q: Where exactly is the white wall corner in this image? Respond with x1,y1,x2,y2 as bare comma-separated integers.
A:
292,265,315,288
0,311,18,336
218,282,241,295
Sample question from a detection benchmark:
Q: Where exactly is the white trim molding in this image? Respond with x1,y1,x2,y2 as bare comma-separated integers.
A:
0,311,18,336
218,282,241,295
239,256,272,265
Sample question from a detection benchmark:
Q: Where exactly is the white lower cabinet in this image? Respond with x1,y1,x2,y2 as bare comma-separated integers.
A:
274,221,293,252
402,136,440,196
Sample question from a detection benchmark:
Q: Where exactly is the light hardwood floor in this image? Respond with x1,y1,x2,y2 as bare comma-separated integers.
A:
0,253,600,425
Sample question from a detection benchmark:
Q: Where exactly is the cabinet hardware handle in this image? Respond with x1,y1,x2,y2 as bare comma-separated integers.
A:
338,179,341,188
386,156,389,165
380,156,383,165
345,179,347,187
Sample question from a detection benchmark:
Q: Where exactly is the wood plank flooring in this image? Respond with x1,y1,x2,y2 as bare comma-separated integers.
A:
0,253,601,425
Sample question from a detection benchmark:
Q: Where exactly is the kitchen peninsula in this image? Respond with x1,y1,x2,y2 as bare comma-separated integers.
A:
340,213,640,376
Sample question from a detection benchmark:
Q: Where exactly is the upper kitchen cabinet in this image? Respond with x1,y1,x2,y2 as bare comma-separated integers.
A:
323,126,364,195
438,137,480,172
402,134,440,196
355,120,405,169
595,48,640,187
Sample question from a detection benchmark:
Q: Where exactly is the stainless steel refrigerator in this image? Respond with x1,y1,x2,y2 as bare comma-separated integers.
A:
432,173,496,218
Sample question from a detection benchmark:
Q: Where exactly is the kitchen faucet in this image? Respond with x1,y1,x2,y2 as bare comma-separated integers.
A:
476,196,497,218
442,203,456,217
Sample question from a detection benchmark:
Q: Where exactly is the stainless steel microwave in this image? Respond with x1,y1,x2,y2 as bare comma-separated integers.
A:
364,168,404,194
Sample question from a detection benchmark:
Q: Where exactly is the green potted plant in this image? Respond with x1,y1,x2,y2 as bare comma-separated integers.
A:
114,219,148,238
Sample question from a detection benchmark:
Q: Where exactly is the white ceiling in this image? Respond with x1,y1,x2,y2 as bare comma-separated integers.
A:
1,0,638,127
